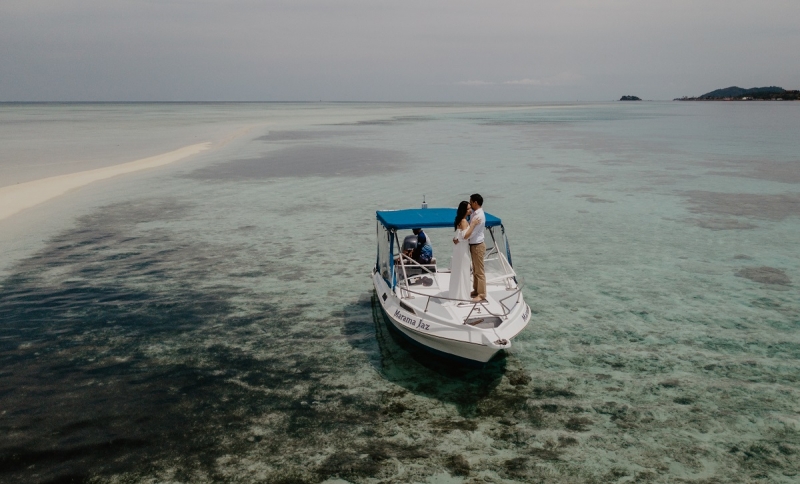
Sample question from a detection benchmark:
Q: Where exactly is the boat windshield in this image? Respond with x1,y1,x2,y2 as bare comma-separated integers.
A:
484,225,514,283
376,223,393,285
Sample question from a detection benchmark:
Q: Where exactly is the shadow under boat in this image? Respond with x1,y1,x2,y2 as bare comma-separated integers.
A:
342,292,507,412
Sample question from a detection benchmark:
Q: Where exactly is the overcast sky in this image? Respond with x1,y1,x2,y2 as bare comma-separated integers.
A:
1,0,798,102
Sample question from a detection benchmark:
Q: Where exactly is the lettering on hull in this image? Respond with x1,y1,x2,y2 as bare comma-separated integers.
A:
394,309,430,330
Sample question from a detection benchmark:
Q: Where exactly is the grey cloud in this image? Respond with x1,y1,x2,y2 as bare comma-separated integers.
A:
1,0,799,101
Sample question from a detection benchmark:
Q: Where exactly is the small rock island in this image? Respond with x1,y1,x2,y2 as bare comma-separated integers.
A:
619,95,641,101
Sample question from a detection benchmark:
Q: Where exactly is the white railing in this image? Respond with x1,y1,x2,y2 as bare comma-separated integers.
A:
391,230,522,323
399,277,525,323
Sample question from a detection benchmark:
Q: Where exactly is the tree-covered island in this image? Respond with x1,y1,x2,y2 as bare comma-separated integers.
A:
675,86,800,101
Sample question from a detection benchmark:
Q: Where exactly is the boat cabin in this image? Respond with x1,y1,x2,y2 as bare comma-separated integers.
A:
375,208,520,323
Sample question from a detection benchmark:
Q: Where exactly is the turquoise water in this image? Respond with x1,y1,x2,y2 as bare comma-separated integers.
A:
0,102,798,483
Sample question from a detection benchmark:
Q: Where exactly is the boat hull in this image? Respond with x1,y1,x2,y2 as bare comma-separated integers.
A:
377,303,502,366
372,273,509,364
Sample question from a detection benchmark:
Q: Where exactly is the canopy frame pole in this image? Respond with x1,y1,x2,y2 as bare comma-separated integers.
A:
393,231,413,299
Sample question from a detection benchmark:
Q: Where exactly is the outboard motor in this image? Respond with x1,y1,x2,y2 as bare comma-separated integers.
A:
402,235,418,252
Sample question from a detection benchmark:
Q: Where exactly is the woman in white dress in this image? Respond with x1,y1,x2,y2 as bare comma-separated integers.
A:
449,201,480,301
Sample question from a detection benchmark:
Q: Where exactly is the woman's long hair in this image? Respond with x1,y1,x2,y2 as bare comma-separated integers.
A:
454,201,469,230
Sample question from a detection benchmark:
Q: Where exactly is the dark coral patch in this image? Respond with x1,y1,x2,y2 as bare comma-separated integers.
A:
659,379,680,388
564,417,592,432
432,419,478,432
533,386,576,399
316,451,382,479
692,218,758,230
444,455,470,476
683,191,800,220
507,370,532,386
736,267,791,285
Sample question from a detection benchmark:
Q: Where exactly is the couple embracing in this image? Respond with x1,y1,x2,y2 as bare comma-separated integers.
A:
448,194,486,303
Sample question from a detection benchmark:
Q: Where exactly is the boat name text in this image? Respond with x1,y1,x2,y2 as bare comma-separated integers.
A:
394,309,430,330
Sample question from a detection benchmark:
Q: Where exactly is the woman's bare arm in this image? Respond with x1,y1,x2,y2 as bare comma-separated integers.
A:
463,215,481,240
453,219,470,244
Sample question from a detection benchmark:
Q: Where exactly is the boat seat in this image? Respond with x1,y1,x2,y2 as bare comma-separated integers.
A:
402,264,437,276
395,257,437,276
464,316,504,328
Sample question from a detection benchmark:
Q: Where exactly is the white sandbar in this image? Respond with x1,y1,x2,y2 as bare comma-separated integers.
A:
0,142,211,221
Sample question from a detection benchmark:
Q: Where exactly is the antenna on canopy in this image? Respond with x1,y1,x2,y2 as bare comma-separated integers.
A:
421,195,427,209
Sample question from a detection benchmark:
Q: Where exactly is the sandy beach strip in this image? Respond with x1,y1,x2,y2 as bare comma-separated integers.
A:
0,142,211,221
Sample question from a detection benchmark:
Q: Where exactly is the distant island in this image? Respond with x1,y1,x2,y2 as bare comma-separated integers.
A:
619,95,641,101
675,86,800,101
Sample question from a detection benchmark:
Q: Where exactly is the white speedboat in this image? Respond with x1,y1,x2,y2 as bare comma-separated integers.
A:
372,206,531,365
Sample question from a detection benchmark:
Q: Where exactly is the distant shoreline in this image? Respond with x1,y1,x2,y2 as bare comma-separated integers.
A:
674,97,799,101
675,86,800,101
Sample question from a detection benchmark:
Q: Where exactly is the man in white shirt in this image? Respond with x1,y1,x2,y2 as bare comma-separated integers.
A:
468,194,486,301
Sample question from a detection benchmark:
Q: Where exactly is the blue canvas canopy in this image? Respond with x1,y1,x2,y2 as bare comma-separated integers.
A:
376,208,502,230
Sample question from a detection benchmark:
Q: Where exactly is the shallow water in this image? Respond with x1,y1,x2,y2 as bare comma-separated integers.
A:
0,102,798,483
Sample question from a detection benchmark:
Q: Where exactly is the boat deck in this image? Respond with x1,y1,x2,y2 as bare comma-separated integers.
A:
396,270,521,328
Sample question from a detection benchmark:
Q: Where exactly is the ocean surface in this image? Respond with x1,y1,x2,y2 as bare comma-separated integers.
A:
0,102,798,483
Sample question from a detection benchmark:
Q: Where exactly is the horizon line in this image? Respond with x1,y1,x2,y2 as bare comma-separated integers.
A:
0,99,673,104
